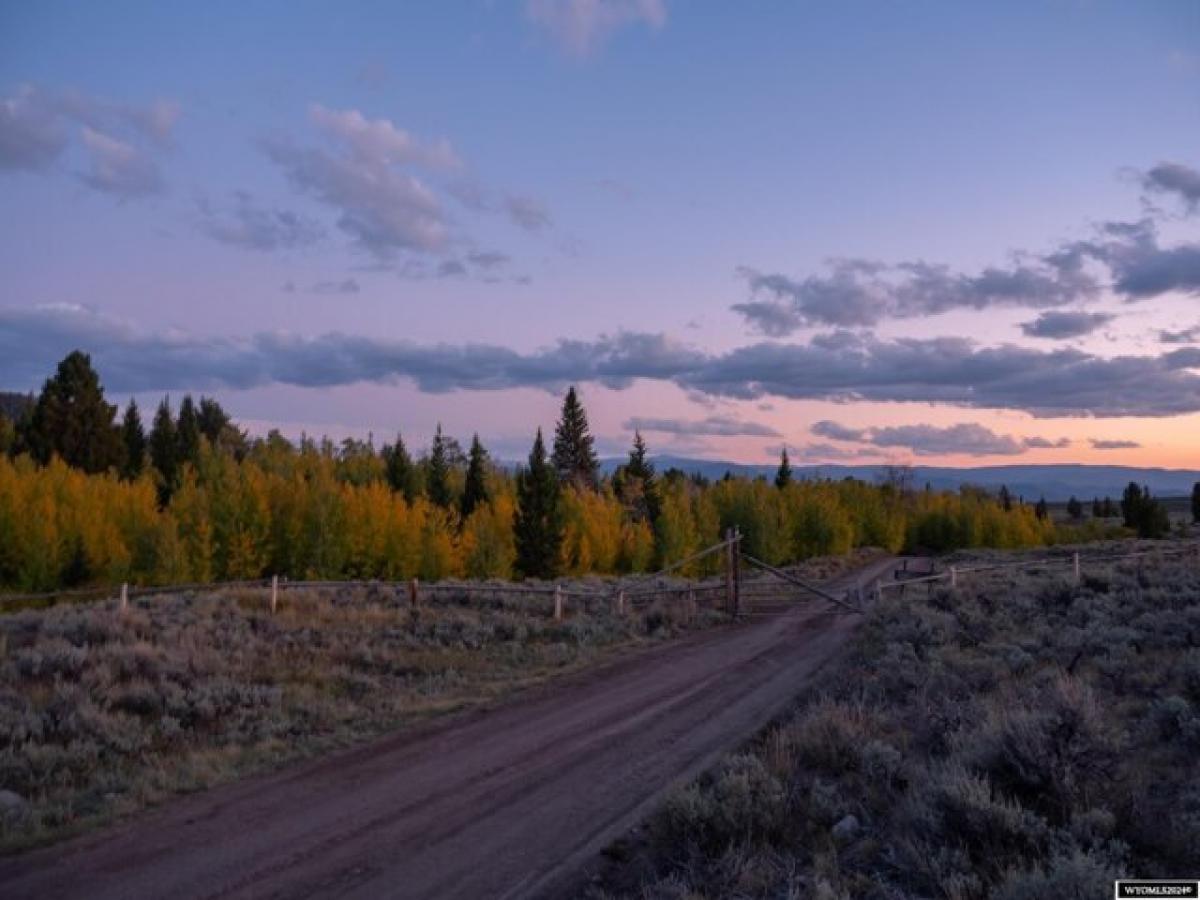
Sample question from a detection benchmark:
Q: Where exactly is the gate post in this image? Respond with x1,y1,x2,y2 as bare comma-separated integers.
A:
724,528,734,618
732,527,742,620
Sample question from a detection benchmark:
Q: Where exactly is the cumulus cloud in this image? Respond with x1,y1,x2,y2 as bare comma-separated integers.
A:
1089,438,1141,450
1141,161,1200,214
623,415,781,437
1020,310,1114,339
526,0,667,56
5,306,1200,417
197,191,324,252
734,250,1099,334
734,167,1200,335
77,127,163,197
0,84,177,196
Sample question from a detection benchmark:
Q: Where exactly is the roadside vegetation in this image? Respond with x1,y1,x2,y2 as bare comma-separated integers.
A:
2,352,1169,598
0,548,875,852
593,541,1200,899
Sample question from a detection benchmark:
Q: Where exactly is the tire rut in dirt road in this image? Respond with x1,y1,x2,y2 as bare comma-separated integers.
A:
0,555,901,900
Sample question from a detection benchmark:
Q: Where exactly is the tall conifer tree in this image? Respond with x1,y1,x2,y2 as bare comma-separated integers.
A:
384,432,418,501
22,350,123,473
551,386,599,491
121,399,146,480
515,428,563,578
427,423,453,508
149,397,180,505
177,395,202,466
775,447,793,489
461,434,490,519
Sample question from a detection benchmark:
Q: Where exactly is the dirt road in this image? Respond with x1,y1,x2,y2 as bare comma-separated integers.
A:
0,556,900,900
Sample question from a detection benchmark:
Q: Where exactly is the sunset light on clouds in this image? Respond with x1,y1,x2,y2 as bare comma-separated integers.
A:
2,1,1198,469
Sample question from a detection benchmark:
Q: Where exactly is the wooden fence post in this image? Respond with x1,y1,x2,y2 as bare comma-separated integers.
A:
119,582,128,614
950,565,957,587
553,585,563,621
616,589,625,616
732,527,742,619
270,575,278,614
409,578,419,610
1073,552,1081,584
724,527,734,617
874,579,882,604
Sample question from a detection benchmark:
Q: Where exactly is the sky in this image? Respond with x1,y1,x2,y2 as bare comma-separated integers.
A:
1,0,1199,468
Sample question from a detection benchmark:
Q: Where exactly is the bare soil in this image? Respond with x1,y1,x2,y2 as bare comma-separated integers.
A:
0,556,900,900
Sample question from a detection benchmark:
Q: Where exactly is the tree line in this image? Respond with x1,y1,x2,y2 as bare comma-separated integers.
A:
0,351,1183,594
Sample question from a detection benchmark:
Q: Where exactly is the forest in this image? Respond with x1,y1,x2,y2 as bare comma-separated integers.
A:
0,351,1132,595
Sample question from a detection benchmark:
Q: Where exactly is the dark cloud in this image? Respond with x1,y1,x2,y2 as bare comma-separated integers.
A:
5,306,1200,418
311,278,360,295
813,420,1071,457
623,415,781,437
504,194,552,231
1159,325,1200,344
811,420,866,442
734,167,1200,334
198,191,324,252
1090,438,1141,450
1019,310,1114,339
1141,161,1200,214
0,86,69,170
734,250,1099,334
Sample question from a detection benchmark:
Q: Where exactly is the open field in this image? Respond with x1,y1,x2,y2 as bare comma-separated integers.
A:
0,549,879,853
0,554,897,900
590,540,1200,899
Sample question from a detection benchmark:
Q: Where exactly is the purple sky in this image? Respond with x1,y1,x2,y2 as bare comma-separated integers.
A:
2,1,1199,467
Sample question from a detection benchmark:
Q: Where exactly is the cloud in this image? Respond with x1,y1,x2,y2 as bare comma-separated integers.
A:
1159,325,1200,344
1022,436,1072,449
526,0,667,56
1019,310,1114,339
262,105,460,259
1141,161,1200,214
734,168,1200,335
311,278,360,295
0,85,69,171
0,84,178,196
813,420,1071,458
78,126,164,197
504,194,552,231
1089,438,1141,450
308,104,460,172
623,415,781,437
811,420,866,442
198,191,324,251
5,306,1200,418
734,250,1099,334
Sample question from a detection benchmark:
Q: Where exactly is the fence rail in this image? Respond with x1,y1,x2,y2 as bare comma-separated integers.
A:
874,540,1200,600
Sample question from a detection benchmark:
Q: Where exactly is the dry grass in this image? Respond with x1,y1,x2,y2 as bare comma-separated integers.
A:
592,542,1200,899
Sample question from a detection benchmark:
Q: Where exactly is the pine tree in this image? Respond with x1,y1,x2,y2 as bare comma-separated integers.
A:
461,434,490,520
197,396,231,444
1192,482,1200,525
622,430,661,524
998,484,1013,512
1035,496,1048,520
22,350,123,473
427,423,453,509
121,399,146,480
552,386,599,491
1066,496,1082,520
775,447,793,489
149,397,180,505
383,432,418,501
177,395,202,467
514,428,563,578
1092,497,1102,518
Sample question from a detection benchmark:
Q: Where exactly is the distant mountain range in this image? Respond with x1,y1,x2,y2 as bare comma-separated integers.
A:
598,456,1200,502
